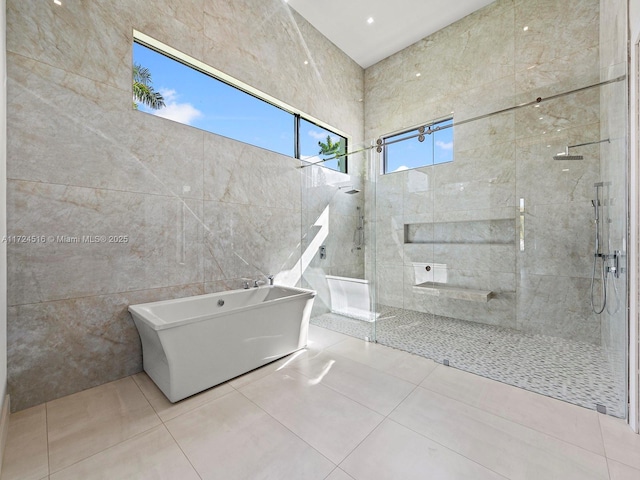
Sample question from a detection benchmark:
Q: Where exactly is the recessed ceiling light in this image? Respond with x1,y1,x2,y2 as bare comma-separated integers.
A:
367,17,374,24
562,168,570,172
539,117,543,120
416,73,421,77
534,104,540,108
523,26,529,31
53,0,62,4
303,60,309,65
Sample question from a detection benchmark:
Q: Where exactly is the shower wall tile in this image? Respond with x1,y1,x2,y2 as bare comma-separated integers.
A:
7,180,204,306
7,283,204,412
515,45,600,98
517,274,601,343
599,0,627,68
375,216,405,265
364,0,514,139
376,264,404,308
515,124,601,207
519,202,594,279
451,112,516,152
451,76,516,124
515,89,600,140
514,0,599,73
491,244,517,274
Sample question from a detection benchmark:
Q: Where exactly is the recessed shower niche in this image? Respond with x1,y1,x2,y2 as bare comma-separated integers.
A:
403,218,516,245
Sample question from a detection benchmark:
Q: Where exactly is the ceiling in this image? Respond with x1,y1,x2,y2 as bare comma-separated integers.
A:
286,0,496,69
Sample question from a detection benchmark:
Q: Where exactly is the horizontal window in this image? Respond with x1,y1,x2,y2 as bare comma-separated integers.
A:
383,117,453,174
132,32,347,172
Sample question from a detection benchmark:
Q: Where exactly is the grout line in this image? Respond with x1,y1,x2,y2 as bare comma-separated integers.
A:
8,281,205,308
384,416,511,480
234,380,338,468
161,423,204,480
411,382,612,464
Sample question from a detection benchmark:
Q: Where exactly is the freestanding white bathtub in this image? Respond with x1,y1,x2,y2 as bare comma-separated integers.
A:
129,285,316,402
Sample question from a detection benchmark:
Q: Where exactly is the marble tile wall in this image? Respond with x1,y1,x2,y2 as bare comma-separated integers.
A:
6,0,364,411
365,0,618,344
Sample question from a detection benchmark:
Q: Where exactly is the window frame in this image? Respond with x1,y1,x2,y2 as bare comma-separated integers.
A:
133,30,349,173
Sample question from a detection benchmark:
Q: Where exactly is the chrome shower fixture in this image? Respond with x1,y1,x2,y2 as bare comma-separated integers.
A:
339,185,360,194
553,145,584,160
553,138,610,160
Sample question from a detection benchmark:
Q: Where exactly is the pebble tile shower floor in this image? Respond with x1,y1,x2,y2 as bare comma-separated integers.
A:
311,306,626,418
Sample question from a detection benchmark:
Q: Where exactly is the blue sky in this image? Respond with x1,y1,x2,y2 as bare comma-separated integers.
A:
134,42,341,162
385,119,454,173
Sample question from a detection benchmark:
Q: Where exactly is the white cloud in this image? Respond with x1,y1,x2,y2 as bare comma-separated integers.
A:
308,129,337,141
435,140,453,150
159,88,177,102
153,88,203,125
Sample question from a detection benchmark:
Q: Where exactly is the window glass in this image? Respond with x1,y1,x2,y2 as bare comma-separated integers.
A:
383,117,453,173
298,118,347,173
133,42,294,156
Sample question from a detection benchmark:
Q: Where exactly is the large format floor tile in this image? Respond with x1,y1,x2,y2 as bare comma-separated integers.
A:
421,365,605,455
307,324,353,351
341,419,506,480
48,426,199,480
290,349,416,415
46,377,161,473
324,468,356,480
227,349,306,390
239,369,383,464
389,387,610,480
607,459,640,480
133,371,234,422
166,391,334,480
600,414,640,470
0,405,48,480
325,337,438,384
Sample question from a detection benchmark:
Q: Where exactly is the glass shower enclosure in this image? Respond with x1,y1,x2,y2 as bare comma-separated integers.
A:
301,0,628,419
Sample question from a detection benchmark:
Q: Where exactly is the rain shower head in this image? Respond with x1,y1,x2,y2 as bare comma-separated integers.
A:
552,138,610,160
339,185,360,194
553,146,583,160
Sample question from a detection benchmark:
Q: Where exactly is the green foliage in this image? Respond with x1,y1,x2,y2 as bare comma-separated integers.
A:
318,135,344,157
133,63,165,110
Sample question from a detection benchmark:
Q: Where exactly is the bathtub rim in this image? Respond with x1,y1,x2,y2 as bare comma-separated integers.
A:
129,285,316,331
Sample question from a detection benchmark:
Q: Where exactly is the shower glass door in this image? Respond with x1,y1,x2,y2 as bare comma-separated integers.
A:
368,0,628,417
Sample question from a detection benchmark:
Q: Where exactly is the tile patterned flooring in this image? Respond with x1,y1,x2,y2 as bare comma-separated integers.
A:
1,325,639,480
311,306,627,418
